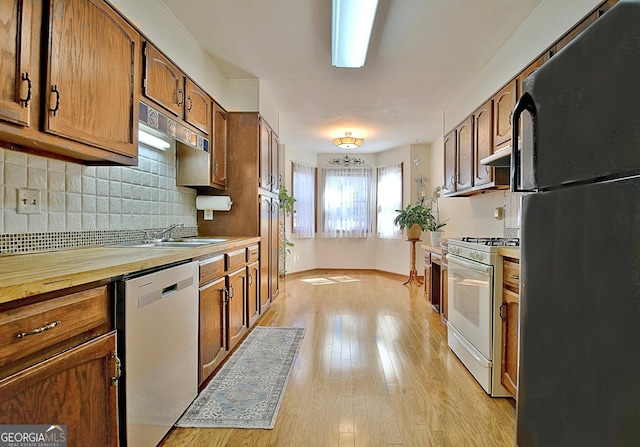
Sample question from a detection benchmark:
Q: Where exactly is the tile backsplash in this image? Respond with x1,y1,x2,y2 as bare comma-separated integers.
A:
0,142,197,254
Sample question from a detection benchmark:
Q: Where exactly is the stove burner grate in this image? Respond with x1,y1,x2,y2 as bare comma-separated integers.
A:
460,237,520,247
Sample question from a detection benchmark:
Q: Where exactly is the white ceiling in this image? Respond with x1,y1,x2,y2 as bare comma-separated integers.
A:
161,0,543,153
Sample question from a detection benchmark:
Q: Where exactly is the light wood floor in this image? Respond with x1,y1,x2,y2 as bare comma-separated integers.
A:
161,270,516,447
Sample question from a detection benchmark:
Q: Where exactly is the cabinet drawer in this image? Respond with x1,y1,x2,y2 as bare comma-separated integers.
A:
503,259,520,290
226,249,246,272
247,245,259,264
0,286,110,377
199,254,225,286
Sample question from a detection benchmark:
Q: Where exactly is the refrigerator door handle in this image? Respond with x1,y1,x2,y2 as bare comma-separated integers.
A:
511,92,537,193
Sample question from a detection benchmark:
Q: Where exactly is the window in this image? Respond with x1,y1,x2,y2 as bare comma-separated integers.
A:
292,161,315,238
319,166,373,238
377,163,403,239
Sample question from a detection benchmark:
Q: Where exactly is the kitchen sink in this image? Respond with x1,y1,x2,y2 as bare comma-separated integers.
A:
109,238,227,248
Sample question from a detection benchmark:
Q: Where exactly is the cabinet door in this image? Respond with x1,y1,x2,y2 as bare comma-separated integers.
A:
501,288,519,398
456,116,474,191
443,130,457,195
493,80,516,152
143,42,184,118
0,332,118,447
45,0,139,157
199,277,226,386
474,100,493,186
185,77,211,134
259,195,271,314
212,102,228,189
271,130,280,193
226,268,247,351
247,261,260,328
423,252,431,303
259,118,271,191
0,0,32,127
270,198,280,300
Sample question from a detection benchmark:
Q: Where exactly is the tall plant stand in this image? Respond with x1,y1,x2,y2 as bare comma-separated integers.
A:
403,238,423,285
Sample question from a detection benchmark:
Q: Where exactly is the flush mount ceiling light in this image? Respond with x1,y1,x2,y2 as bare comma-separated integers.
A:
332,0,379,68
333,132,364,149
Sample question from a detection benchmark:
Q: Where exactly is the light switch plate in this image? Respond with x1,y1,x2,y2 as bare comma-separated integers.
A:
493,207,503,220
17,188,41,214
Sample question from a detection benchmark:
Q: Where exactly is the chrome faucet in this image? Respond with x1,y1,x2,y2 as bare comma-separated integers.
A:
157,223,184,240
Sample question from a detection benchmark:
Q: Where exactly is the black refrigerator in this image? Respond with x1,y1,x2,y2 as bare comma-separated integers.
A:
511,1,640,445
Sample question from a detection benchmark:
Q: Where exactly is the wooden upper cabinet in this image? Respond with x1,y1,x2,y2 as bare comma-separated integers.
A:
517,55,546,98
492,80,516,152
143,42,211,135
259,118,271,191
45,0,139,157
185,78,211,134
442,130,457,195
456,116,474,191
474,99,493,186
0,0,32,128
271,130,280,193
212,102,228,189
144,43,184,118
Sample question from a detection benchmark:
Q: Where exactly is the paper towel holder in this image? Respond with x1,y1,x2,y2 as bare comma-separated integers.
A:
196,195,233,221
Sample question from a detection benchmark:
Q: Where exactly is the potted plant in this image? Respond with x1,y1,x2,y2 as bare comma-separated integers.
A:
394,204,432,240
278,185,296,277
426,185,448,246
426,216,448,246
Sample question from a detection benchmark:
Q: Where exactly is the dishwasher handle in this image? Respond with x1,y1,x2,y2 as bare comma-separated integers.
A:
138,276,194,308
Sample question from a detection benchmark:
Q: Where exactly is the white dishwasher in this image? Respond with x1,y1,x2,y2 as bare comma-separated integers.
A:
115,260,199,447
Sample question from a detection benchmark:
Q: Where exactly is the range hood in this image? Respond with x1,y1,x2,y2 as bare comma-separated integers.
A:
480,146,511,167
138,102,209,152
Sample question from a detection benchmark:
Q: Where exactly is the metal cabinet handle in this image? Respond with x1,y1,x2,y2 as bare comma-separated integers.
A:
248,273,253,286
510,274,520,280
177,89,184,106
228,284,235,300
187,96,193,112
17,320,61,338
21,73,32,106
111,352,122,385
214,161,219,175
499,303,506,319
49,85,60,116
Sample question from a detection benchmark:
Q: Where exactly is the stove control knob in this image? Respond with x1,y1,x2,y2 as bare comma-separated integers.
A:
475,252,484,261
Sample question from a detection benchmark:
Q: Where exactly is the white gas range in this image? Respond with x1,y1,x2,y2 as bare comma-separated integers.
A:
446,237,519,397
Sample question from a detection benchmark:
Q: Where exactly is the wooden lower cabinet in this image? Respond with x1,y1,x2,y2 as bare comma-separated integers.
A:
247,260,260,327
423,247,448,321
198,276,226,387
226,267,247,352
501,257,520,398
0,332,118,446
197,241,260,386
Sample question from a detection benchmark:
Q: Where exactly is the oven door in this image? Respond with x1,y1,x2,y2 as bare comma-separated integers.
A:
446,253,494,360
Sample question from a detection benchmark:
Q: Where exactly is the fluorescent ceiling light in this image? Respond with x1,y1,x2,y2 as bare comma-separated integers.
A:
332,0,379,68
138,128,170,150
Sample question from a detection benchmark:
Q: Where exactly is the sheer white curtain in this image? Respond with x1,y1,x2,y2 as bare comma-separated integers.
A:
319,166,373,238
377,163,403,239
292,161,315,238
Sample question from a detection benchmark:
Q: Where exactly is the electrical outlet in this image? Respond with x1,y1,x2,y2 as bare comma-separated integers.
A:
204,209,214,220
17,188,41,214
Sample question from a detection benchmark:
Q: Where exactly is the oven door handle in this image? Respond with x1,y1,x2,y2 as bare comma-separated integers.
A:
446,253,492,274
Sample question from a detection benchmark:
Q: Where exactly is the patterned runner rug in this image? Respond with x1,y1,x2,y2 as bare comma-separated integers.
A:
176,326,305,429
